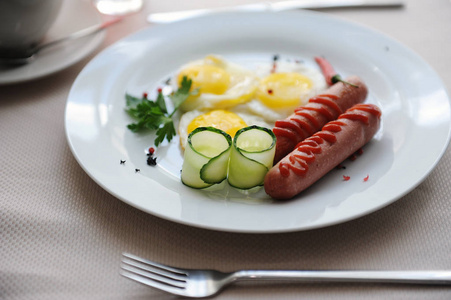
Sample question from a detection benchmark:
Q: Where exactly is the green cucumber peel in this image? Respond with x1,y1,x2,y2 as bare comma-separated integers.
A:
181,127,232,189
227,125,276,190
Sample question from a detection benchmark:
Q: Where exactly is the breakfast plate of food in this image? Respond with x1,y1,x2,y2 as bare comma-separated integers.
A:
65,11,451,233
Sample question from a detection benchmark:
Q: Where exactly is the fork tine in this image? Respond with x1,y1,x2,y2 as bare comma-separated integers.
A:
120,268,188,296
121,263,187,288
121,257,187,285
123,252,188,276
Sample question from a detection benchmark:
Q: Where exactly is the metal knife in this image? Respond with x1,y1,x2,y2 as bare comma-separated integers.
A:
147,0,404,24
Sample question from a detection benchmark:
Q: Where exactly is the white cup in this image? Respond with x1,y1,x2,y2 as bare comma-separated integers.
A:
0,0,63,58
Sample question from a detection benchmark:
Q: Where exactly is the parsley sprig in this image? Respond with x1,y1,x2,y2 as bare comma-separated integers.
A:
125,76,193,146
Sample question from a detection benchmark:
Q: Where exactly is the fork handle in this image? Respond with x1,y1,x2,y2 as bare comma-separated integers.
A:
234,270,451,285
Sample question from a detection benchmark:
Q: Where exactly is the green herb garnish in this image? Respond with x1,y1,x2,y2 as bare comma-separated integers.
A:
331,74,359,88
125,76,193,146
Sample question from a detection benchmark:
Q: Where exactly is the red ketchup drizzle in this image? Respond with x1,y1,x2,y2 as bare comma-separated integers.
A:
338,112,370,125
315,132,337,143
278,104,379,177
301,106,335,123
291,118,315,136
309,96,342,115
294,110,321,129
297,140,322,154
272,127,296,140
275,120,306,138
356,105,382,118
323,121,345,132
338,104,381,125
274,94,340,142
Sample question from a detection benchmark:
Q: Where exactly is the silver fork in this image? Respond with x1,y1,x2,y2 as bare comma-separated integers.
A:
121,253,451,298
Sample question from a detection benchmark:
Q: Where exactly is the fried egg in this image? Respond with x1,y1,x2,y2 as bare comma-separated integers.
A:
175,55,259,112
178,109,272,149
240,59,327,122
174,55,327,149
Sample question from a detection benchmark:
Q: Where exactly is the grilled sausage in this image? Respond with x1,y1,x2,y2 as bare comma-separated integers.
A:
265,103,381,200
272,76,368,163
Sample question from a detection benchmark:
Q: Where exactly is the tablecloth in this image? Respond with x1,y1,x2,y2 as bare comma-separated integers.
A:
1,0,450,299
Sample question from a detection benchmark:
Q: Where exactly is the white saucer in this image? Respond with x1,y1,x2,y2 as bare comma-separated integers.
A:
0,0,104,85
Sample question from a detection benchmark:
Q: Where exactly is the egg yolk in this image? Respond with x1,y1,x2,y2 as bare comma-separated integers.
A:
187,110,247,137
256,72,313,109
177,65,231,95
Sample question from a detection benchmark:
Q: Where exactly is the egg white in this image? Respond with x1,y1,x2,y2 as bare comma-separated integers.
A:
174,55,259,112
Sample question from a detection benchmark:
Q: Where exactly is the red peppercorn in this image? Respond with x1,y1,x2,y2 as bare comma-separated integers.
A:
143,92,148,99
271,63,277,74
157,87,163,94
148,147,155,155
268,89,273,94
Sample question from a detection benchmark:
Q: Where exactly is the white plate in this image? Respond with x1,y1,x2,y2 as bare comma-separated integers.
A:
65,11,451,233
0,0,104,85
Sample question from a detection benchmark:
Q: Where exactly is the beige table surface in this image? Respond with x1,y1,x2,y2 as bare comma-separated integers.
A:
1,0,451,299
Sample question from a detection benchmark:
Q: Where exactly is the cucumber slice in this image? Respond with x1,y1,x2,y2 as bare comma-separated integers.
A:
227,125,276,189
181,127,232,189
